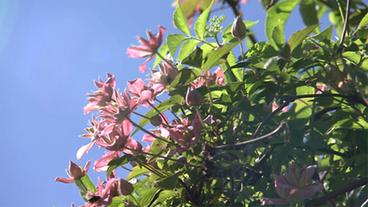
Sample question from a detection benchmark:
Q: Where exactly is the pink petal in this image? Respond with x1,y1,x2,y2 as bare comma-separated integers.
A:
94,151,120,172
76,142,95,160
55,177,75,183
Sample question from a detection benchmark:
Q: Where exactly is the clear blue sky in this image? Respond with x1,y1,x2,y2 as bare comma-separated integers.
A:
0,0,327,206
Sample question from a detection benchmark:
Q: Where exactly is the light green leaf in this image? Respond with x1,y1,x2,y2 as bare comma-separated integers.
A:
178,39,198,61
173,5,191,36
313,26,333,41
153,42,169,67
194,0,214,39
266,0,300,49
167,34,186,57
357,11,368,30
202,42,238,71
128,166,150,180
288,25,318,52
75,174,96,197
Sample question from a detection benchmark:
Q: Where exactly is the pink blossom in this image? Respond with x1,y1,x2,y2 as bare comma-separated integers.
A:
261,164,324,205
185,87,203,106
150,60,178,93
83,177,133,207
127,26,166,72
127,78,154,106
84,74,116,114
272,101,289,113
94,151,121,172
191,69,226,89
55,161,90,183
167,114,202,150
77,119,142,160
99,91,137,123
316,83,329,94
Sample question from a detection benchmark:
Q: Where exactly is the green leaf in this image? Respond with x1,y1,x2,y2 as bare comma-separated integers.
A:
170,68,202,87
150,190,176,206
75,174,96,198
194,0,214,39
266,0,300,49
153,42,169,67
313,26,333,41
288,25,318,52
167,34,186,57
155,174,179,189
182,47,203,67
299,0,319,30
132,95,184,136
128,166,150,180
202,42,238,71
173,5,191,36
107,154,132,176
357,11,368,31
178,39,198,61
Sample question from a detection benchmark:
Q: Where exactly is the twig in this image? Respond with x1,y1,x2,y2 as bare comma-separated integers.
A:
337,0,351,53
306,177,368,206
214,121,286,149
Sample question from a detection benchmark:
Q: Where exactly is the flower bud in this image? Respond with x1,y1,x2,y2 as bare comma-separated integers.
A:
231,16,247,39
185,87,202,106
118,179,134,195
150,114,162,126
68,161,84,179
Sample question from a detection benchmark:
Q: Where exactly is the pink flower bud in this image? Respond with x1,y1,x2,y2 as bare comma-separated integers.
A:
68,161,84,179
118,179,134,195
185,87,202,106
231,16,247,39
150,114,162,126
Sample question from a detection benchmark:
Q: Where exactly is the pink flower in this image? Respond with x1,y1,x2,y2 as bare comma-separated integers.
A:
83,177,133,207
167,114,202,150
272,101,289,113
99,91,138,123
191,69,226,89
77,119,142,160
55,161,90,183
127,26,166,72
150,60,178,93
127,78,154,106
214,67,225,86
316,83,329,94
261,164,324,205
185,87,203,106
84,74,116,114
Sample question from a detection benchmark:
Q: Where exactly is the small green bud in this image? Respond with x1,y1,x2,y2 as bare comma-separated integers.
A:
231,16,247,39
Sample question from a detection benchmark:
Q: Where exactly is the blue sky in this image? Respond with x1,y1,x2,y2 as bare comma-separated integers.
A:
0,0,327,206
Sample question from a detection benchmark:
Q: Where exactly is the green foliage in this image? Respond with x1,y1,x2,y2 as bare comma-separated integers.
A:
63,0,368,206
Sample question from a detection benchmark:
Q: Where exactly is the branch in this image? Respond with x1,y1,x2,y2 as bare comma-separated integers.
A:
337,0,351,53
306,177,368,206
214,121,286,149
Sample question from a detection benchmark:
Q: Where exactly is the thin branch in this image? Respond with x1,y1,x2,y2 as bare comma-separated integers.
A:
214,121,286,149
306,177,368,206
337,0,351,53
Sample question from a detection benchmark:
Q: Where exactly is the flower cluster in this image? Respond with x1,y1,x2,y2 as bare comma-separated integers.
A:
261,163,324,206
56,23,229,206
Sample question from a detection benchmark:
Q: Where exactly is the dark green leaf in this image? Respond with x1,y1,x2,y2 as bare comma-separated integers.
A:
107,154,132,176
299,0,319,29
